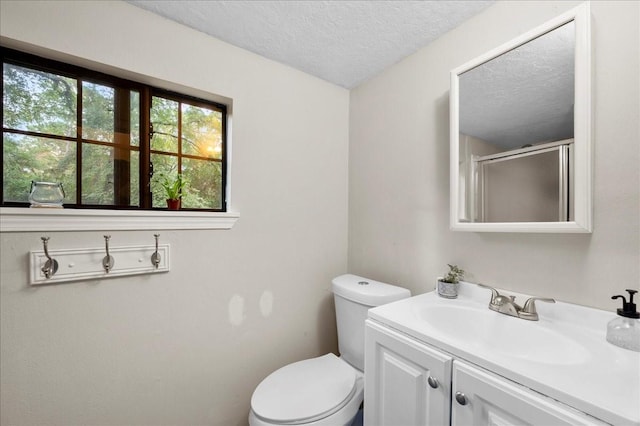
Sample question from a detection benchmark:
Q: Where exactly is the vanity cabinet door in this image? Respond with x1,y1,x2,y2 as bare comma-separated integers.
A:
452,361,608,426
364,320,452,426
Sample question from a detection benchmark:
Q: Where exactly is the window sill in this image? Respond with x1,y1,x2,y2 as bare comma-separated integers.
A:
0,207,239,232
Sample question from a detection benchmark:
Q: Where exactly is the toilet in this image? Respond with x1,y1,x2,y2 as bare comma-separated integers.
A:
249,274,411,426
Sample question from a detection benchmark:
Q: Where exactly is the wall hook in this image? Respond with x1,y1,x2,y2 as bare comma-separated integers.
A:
151,234,161,268
40,236,58,278
102,235,115,273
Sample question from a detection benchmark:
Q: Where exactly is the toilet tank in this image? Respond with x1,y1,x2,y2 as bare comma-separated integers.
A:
331,274,411,372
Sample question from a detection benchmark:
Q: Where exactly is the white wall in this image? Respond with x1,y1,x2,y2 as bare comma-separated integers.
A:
349,1,640,309
0,1,348,425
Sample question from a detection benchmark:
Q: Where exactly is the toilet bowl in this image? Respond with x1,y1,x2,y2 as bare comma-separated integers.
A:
248,274,410,426
249,354,363,426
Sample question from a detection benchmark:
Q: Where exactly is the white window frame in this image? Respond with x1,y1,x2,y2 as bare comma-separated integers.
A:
0,208,239,232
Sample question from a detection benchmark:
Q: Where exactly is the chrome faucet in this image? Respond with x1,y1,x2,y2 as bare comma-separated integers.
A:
477,284,555,321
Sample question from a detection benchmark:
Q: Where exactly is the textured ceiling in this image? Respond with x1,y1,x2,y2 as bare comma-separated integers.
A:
126,0,494,88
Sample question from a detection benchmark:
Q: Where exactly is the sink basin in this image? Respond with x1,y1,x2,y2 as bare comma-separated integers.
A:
416,305,591,365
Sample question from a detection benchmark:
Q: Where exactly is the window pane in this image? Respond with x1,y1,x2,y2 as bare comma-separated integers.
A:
181,103,223,159
130,91,140,146
3,51,227,211
130,150,139,206
3,132,76,203
82,82,114,142
150,153,178,208
82,144,113,205
182,158,222,209
150,96,178,153
2,63,77,137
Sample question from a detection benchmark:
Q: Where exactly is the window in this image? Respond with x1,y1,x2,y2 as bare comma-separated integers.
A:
2,48,227,211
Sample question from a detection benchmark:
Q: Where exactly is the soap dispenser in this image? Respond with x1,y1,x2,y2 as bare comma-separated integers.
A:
606,289,640,352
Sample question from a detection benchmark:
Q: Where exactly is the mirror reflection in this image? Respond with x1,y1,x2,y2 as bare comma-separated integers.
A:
457,21,575,223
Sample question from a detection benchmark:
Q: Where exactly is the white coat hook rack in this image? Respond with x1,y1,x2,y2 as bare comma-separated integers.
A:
29,234,170,285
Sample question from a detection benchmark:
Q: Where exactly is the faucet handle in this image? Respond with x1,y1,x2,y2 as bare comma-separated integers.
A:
476,283,508,313
520,297,556,321
476,283,500,302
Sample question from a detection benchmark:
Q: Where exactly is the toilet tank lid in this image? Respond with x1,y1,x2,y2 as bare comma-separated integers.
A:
332,274,411,307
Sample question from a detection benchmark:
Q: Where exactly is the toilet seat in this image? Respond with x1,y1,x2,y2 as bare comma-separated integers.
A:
251,353,357,424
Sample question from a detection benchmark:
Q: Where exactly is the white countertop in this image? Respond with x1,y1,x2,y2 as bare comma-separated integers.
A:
367,282,640,425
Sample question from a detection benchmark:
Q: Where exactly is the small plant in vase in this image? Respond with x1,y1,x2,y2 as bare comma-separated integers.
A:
158,173,185,210
437,264,465,299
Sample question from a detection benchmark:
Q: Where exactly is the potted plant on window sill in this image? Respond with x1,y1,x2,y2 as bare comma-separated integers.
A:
437,264,465,299
158,173,185,210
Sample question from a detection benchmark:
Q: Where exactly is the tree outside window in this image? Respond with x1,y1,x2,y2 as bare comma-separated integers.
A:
1,48,227,211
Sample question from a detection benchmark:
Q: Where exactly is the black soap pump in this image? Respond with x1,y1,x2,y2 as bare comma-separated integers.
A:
606,289,640,352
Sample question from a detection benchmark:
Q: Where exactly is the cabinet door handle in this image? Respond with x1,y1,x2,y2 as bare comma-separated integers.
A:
455,391,467,405
427,376,439,389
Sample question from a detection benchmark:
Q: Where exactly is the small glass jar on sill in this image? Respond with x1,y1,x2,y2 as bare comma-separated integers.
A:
29,181,65,208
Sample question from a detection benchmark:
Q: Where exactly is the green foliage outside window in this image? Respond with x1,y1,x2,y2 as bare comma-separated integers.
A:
2,49,226,210
3,64,78,203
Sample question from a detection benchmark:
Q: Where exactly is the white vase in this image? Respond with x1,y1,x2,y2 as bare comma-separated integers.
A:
437,279,459,299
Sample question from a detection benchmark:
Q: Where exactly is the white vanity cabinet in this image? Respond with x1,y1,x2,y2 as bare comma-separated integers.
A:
364,320,452,426
365,319,608,426
452,360,607,426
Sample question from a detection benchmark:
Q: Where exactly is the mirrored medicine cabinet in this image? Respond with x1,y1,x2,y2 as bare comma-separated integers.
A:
450,3,592,233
